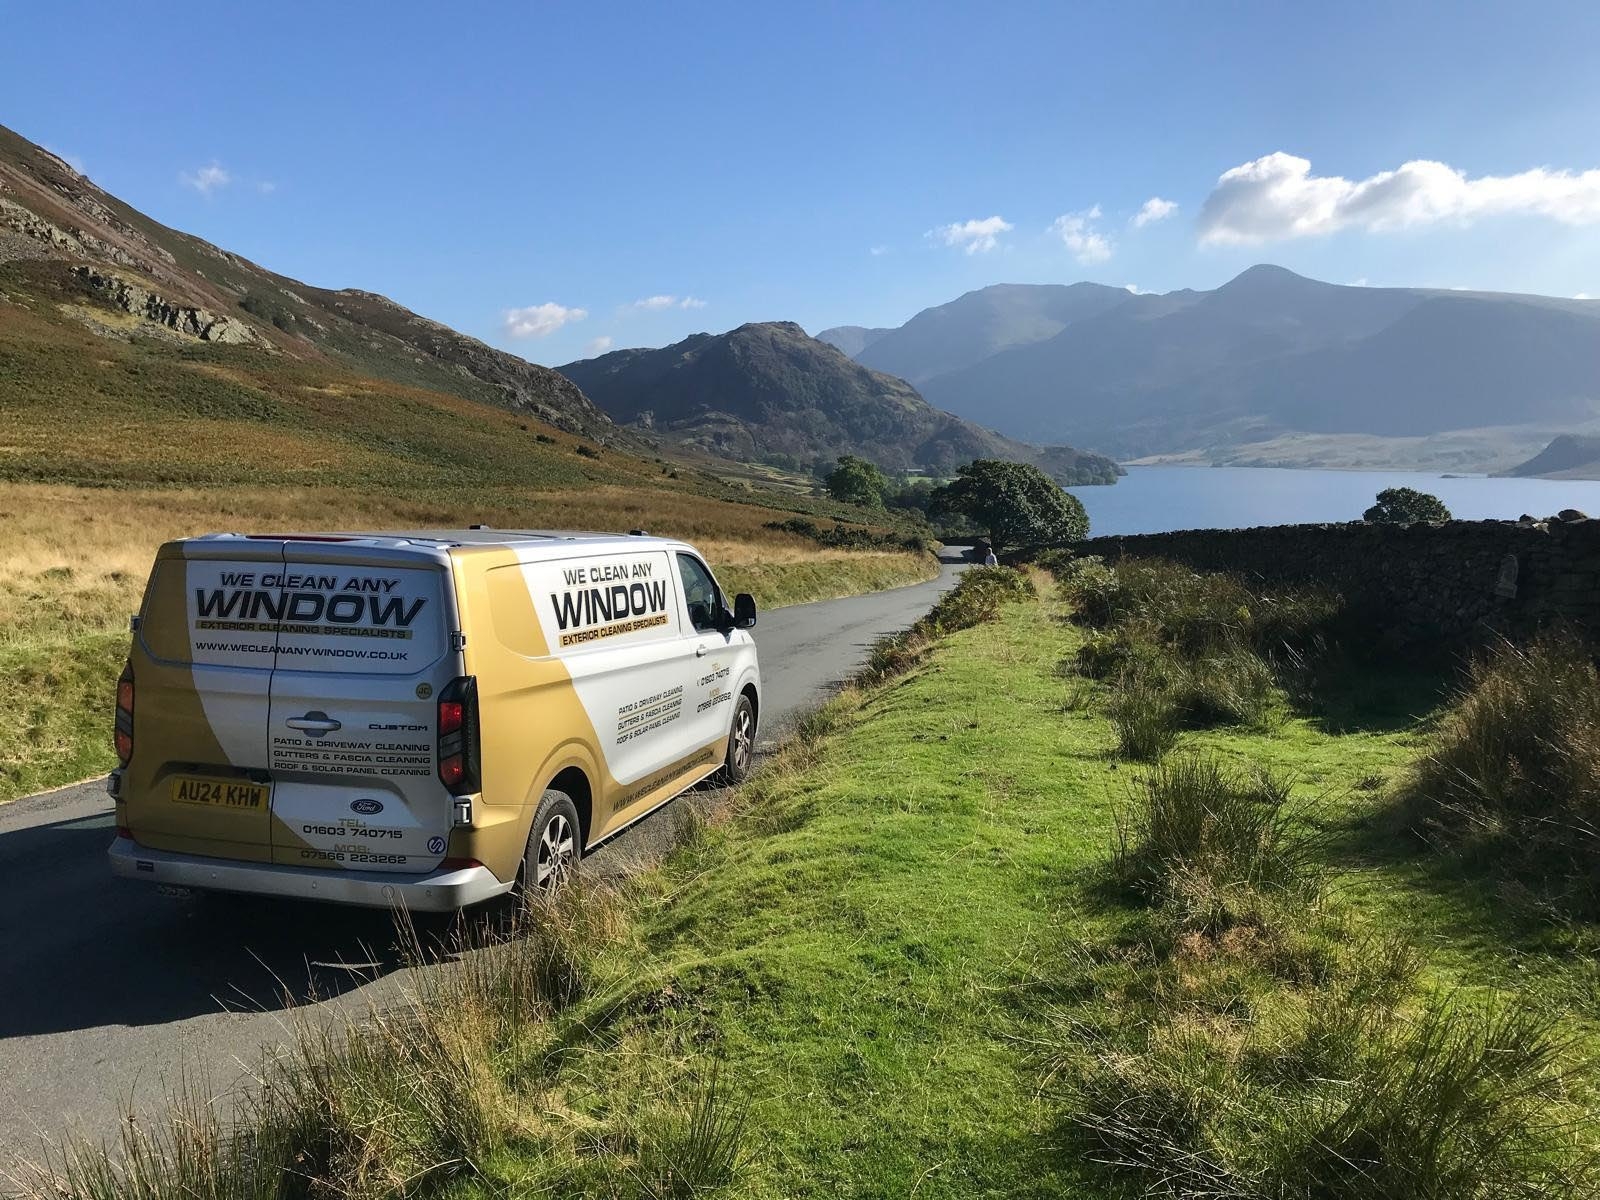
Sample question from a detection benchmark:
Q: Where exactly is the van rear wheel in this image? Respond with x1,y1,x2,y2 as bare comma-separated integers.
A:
521,789,582,893
715,693,756,785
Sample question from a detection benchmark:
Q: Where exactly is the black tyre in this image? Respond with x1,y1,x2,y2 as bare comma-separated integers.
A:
521,789,582,893
716,692,757,785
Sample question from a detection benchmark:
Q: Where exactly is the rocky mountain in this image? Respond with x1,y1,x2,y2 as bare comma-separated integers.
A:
1503,435,1600,480
558,321,1121,484
0,123,612,439
832,266,1600,468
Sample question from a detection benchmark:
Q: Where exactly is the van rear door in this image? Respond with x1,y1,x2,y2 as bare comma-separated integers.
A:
126,539,283,861
265,543,458,874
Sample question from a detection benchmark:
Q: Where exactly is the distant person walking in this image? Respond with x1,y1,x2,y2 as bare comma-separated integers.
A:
983,548,998,567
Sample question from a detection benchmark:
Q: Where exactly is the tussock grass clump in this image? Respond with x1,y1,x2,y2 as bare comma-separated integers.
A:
1054,984,1599,1200
1107,675,1181,761
1068,557,1339,660
1112,755,1311,936
1060,560,1333,756
1400,630,1600,916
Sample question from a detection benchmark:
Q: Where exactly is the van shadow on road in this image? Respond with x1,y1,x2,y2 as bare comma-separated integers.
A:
0,809,416,1039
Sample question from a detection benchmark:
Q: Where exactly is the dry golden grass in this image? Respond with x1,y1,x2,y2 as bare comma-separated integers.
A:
0,482,929,644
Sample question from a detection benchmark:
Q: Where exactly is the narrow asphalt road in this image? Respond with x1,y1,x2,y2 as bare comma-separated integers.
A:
0,550,966,1171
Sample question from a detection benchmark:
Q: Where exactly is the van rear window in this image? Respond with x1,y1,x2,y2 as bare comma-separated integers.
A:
141,559,445,673
271,563,445,673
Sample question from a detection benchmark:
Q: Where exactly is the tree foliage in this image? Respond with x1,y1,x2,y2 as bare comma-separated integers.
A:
1363,486,1452,525
930,459,1089,548
824,455,889,508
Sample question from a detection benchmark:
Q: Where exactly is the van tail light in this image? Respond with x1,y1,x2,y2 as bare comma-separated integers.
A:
114,661,135,767
437,677,480,795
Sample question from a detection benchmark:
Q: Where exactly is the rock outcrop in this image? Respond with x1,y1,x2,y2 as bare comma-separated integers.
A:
72,265,259,344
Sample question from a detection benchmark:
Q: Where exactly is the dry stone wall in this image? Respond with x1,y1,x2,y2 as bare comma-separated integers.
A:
1070,517,1600,644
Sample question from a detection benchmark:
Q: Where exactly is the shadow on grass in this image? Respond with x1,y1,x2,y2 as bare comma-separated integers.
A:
1283,645,1457,736
1319,794,1599,974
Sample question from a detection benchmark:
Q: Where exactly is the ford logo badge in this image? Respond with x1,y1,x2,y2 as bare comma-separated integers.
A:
351,799,384,815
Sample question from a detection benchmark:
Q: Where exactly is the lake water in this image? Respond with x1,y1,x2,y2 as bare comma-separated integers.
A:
1069,467,1600,538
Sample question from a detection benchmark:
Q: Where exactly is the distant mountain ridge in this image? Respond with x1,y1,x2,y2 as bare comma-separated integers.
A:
1503,435,1600,480
0,122,613,439
830,281,1136,385
558,321,1121,484
814,324,892,358
826,266,1600,470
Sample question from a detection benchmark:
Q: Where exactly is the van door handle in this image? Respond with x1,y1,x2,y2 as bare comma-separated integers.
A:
695,645,708,657
287,716,343,734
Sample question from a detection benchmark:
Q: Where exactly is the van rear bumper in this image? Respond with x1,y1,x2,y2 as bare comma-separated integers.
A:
107,838,512,912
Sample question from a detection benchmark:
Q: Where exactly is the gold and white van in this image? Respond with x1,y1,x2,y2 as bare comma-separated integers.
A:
108,529,760,910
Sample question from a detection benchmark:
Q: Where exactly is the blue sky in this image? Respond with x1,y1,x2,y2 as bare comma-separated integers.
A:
6,1,1600,365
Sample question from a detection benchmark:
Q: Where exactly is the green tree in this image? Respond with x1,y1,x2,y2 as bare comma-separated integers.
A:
930,459,1089,548
1363,486,1452,525
825,455,889,508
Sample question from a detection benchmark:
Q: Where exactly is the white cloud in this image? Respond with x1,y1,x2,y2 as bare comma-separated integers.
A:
584,335,614,355
180,162,232,195
502,302,587,339
1132,196,1178,227
928,215,1013,255
631,294,705,310
1576,293,1594,300
870,244,890,256
256,180,277,195
1199,151,1600,244
1048,205,1112,264
1124,283,1149,294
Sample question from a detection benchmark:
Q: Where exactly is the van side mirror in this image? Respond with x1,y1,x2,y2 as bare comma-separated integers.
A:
733,593,757,629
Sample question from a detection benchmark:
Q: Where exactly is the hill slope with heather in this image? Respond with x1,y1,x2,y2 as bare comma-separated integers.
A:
0,122,612,438
558,321,1121,484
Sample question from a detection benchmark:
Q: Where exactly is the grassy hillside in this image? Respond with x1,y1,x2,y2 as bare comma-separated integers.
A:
37,568,1600,1197
0,122,613,438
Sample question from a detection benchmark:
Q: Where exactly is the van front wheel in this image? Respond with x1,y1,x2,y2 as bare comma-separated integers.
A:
716,693,756,785
522,789,582,892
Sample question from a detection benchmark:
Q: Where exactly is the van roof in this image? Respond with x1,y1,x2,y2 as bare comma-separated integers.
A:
175,530,695,558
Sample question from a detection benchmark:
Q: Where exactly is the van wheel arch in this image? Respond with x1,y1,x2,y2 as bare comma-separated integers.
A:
547,766,593,849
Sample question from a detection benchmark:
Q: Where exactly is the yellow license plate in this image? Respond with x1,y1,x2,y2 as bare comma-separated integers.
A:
170,776,268,810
